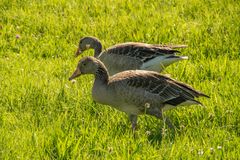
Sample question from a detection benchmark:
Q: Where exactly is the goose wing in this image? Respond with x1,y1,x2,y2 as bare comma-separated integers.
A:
152,44,188,49
105,43,181,63
111,70,208,106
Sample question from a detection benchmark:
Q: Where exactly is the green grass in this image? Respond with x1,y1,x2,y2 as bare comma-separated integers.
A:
0,0,239,159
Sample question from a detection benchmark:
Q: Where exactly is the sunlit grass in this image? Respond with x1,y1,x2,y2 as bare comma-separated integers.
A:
0,0,239,159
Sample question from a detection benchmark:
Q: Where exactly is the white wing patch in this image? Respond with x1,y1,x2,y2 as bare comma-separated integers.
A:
140,56,188,72
162,100,201,112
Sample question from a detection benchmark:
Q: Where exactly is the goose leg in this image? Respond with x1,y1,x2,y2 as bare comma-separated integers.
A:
128,114,138,131
158,112,174,129
162,115,174,129
147,108,174,129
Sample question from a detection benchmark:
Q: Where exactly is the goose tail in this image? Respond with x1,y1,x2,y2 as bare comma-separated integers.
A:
161,55,188,66
169,44,188,49
141,55,188,72
153,44,188,49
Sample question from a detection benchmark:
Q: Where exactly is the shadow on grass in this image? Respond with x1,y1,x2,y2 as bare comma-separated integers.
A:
111,121,130,137
146,120,182,145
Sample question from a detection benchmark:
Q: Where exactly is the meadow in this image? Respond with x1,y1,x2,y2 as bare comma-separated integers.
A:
0,0,239,159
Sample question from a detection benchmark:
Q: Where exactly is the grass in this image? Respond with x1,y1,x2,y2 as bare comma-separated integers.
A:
0,0,239,159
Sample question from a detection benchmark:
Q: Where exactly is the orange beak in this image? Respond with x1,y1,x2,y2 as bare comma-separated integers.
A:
69,68,81,81
75,48,82,57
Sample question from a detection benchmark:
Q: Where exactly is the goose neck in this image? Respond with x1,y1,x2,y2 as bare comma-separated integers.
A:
92,40,102,57
94,65,109,84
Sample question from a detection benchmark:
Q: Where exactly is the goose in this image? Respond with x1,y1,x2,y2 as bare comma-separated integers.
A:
69,56,209,130
75,36,188,75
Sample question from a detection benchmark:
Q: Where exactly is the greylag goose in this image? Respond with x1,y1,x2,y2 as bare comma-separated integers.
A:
75,36,188,75
69,56,209,130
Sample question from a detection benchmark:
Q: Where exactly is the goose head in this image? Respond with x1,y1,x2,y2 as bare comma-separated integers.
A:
69,56,102,80
75,36,102,57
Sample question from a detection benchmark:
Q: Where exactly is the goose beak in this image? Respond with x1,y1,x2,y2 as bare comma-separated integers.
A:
75,48,82,57
69,68,81,81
